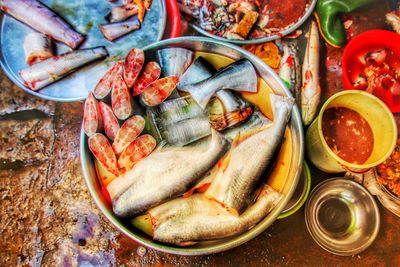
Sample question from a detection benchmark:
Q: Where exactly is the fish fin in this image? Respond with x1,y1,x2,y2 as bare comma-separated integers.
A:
217,151,232,173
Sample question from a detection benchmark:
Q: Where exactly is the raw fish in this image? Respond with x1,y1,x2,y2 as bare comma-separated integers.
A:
94,61,123,100
111,74,132,120
205,94,294,215
107,129,230,217
89,133,119,177
23,32,53,65
183,59,258,108
124,48,145,88
107,4,138,23
140,76,179,106
136,184,282,244
112,115,145,155
1,0,85,49
133,61,161,96
19,46,108,90
99,18,141,41
118,134,157,172
99,102,120,140
83,91,103,136
157,47,194,77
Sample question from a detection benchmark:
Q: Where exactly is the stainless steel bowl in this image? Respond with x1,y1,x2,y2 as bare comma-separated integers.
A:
305,178,380,256
191,0,316,45
80,37,304,255
0,0,166,102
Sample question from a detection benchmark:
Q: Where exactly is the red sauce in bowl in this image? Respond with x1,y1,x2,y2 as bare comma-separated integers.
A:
322,107,374,164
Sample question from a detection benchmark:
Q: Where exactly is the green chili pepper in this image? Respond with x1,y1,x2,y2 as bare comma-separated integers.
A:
315,0,374,48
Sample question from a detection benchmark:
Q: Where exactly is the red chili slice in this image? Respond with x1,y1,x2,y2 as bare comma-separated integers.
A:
99,102,120,140
112,115,145,155
94,61,123,99
111,74,132,120
118,134,156,172
140,76,179,106
89,133,119,177
124,48,145,88
83,91,103,136
133,61,161,96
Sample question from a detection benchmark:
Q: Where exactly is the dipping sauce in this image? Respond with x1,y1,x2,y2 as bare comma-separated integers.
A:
322,107,374,164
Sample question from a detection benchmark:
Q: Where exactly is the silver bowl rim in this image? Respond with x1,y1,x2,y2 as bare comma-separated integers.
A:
304,178,381,256
190,0,317,45
0,0,166,102
80,36,304,255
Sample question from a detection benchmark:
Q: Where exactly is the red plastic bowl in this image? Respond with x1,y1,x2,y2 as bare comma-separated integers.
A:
342,30,400,113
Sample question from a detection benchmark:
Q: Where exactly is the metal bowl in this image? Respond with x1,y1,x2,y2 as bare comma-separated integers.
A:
305,178,380,256
190,0,316,45
0,0,166,102
80,36,304,255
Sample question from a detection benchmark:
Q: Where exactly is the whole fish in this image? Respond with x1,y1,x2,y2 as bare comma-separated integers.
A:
205,94,294,215
183,59,258,108
19,46,108,90
301,20,321,126
178,56,245,112
278,39,301,105
107,4,138,23
107,129,230,217
138,184,282,244
99,18,141,41
23,32,53,65
0,0,84,49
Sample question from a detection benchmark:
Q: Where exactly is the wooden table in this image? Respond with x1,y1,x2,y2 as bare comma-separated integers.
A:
0,0,399,265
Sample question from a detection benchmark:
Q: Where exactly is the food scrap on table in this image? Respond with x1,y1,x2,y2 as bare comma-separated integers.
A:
377,141,400,198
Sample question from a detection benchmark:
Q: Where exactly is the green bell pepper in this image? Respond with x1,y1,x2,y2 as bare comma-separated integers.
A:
315,0,374,48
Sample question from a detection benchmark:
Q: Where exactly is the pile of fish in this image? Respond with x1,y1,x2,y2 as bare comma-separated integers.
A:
83,45,295,245
0,0,151,91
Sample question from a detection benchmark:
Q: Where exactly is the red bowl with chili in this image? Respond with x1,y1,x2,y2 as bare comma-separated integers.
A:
342,30,400,113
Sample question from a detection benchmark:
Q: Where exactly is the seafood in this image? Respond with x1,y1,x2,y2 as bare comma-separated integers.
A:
180,0,308,40
118,134,157,172
112,115,145,155
0,0,85,49
19,46,108,90
161,117,212,146
107,129,230,217
140,76,179,106
107,4,138,23
207,96,253,131
23,32,53,65
94,61,124,100
95,158,117,187
301,20,321,126
157,48,194,78
99,18,141,41
89,133,119,177
177,57,246,113
278,39,301,103
134,184,282,244
205,94,294,215
177,56,215,91
83,91,103,136
183,59,258,108
133,61,161,96
124,48,145,89
386,11,400,34
98,102,120,140
111,74,133,120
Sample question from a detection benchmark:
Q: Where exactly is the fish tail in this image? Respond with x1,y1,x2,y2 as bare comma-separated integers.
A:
269,94,295,121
